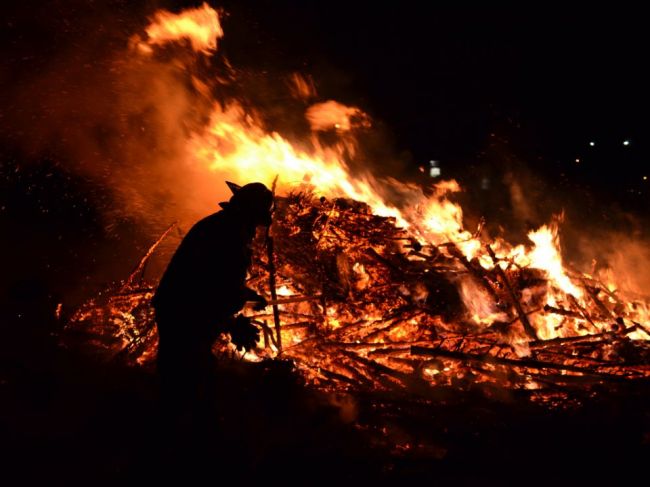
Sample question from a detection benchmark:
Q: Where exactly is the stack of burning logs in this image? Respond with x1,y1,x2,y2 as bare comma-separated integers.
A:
63,190,650,406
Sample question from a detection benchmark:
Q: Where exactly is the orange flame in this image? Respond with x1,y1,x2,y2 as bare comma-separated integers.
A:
187,103,403,221
142,2,223,54
288,73,317,100
306,100,370,132
527,223,583,298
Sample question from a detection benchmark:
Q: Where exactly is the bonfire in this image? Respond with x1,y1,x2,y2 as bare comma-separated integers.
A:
61,3,650,411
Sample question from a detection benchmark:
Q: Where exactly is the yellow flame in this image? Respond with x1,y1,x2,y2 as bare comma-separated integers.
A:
188,103,403,220
527,224,583,298
143,3,223,54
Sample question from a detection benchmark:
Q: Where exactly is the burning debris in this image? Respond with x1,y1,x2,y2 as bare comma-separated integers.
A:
55,3,650,413
63,188,650,409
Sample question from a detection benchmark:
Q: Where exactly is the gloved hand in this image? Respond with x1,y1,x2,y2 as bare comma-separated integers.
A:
252,294,268,311
244,288,268,311
229,315,260,352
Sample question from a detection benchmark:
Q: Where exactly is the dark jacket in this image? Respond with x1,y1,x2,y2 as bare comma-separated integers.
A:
152,209,256,330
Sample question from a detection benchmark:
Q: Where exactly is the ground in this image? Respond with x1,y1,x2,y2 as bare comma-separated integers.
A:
1,320,648,485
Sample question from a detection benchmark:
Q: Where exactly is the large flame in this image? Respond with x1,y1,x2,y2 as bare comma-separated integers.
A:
61,4,650,405
134,3,649,345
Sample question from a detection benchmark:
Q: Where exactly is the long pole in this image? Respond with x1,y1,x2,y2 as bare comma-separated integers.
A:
266,232,282,353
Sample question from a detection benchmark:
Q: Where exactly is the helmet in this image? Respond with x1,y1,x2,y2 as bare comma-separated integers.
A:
221,181,273,226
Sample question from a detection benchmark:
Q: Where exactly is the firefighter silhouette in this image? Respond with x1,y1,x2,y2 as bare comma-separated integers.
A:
152,181,272,422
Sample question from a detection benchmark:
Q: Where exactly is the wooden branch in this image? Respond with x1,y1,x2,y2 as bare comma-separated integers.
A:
583,285,614,319
632,321,650,338
446,244,501,303
410,346,634,381
567,294,600,333
530,325,639,349
486,245,538,340
265,234,282,352
317,367,359,387
123,222,177,289
340,350,414,387
264,294,322,306
543,304,583,319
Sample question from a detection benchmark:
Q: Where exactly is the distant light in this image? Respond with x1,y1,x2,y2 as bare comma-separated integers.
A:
575,158,580,163
643,176,648,181
589,141,595,147
429,160,441,178
623,140,630,146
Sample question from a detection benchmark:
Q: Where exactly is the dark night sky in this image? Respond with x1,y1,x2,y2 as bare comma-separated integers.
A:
3,1,648,189
223,1,649,204
176,0,649,212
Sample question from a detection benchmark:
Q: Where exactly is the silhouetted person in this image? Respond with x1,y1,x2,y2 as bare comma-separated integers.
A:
152,181,272,436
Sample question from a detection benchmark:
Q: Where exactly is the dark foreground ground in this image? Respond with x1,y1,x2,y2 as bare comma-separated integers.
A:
1,318,648,487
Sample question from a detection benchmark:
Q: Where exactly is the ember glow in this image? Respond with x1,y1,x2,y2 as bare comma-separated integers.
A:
63,4,650,404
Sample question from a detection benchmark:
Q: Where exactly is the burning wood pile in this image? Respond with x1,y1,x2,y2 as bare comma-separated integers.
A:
63,189,650,408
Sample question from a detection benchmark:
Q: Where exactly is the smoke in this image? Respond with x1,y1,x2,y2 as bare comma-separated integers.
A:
0,2,406,239
479,137,650,296
0,2,235,238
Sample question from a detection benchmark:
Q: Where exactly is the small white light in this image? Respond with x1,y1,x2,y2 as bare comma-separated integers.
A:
575,158,580,163
643,176,648,181
623,140,630,146
429,160,440,177
589,141,595,146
